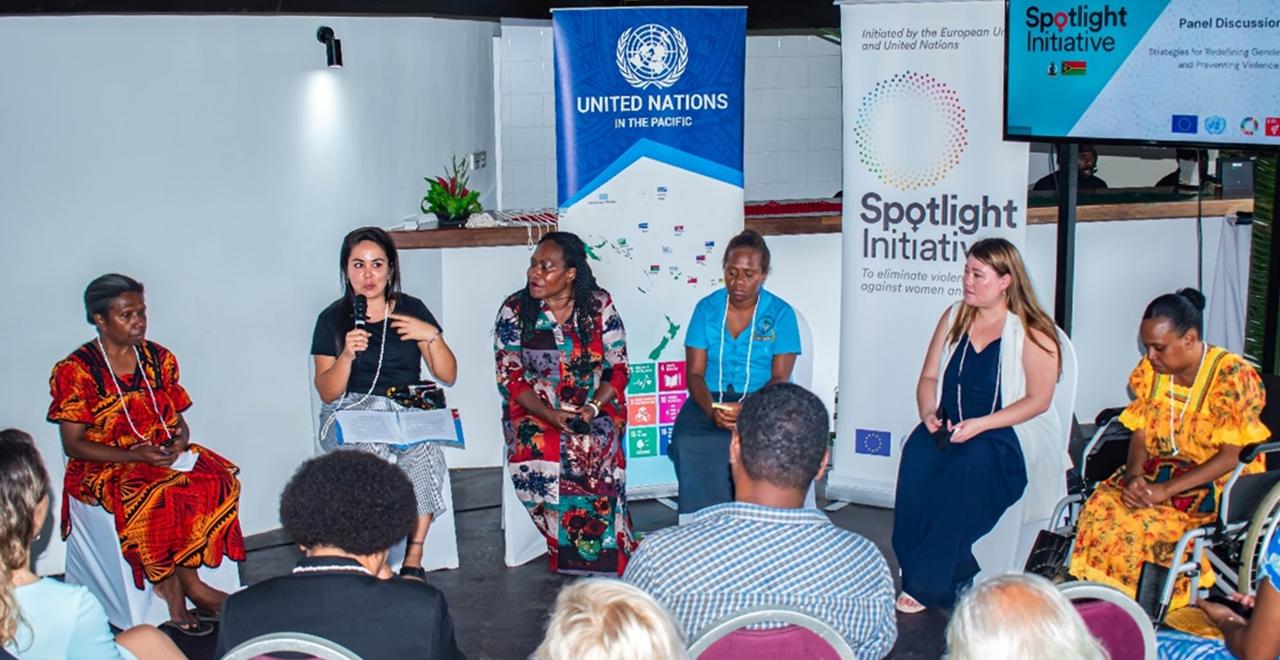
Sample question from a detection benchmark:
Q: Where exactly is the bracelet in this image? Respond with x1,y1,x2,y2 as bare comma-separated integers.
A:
424,332,441,346
586,401,601,417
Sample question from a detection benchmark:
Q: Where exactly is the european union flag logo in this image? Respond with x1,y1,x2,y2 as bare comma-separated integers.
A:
855,429,891,457
1171,114,1198,134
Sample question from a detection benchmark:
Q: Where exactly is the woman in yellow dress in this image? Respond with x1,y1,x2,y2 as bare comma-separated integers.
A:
1069,288,1269,608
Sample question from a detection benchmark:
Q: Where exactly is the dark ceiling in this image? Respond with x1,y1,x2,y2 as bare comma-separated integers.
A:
0,0,841,29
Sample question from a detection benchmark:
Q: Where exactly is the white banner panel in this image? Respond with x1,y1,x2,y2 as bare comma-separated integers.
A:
831,0,1031,507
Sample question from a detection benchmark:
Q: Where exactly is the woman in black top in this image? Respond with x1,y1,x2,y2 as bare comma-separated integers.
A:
311,226,457,579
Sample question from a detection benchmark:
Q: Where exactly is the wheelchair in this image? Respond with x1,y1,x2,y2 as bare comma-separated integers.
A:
1029,372,1280,622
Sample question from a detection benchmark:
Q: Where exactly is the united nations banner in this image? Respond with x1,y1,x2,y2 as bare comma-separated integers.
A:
829,0,1030,507
553,7,746,496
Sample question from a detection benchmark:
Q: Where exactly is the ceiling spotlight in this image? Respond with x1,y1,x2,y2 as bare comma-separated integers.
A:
316,26,343,68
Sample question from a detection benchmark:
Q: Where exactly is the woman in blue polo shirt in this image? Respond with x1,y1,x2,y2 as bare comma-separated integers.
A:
670,230,802,518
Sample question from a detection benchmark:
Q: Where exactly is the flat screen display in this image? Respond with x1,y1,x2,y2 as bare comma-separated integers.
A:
1005,0,1280,147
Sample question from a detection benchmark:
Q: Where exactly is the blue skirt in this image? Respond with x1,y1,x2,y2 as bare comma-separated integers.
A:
892,422,1026,609
669,393,743,515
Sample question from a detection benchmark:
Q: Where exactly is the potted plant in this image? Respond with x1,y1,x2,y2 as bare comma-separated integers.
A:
421,155,482,228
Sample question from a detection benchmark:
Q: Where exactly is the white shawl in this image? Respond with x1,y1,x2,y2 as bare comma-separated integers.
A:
936,303,1067,524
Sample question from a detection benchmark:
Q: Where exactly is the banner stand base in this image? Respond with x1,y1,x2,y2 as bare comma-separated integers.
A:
823,478,895,510
629,483,679,501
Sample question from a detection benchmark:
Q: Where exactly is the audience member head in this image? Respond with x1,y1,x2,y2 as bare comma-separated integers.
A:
731,383,829,504
0,429,50,645
534,579,687,660
520,231,600,343
949,238,1060,371
946,573,1107,660
280,451,415,569
1140,288,1206,376
722,229,770,308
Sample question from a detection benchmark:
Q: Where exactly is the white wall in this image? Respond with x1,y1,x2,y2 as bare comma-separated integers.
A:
0,15,497,574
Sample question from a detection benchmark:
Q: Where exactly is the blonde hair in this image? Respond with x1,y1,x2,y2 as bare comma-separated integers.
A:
0,429,49,646
535,579,688,660
946,573,1108,660
948,238,1061,373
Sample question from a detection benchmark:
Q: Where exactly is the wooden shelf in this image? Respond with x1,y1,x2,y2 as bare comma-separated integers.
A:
391,198,1254,250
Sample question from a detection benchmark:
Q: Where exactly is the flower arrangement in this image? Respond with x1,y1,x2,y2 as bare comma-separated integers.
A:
421,155,482,228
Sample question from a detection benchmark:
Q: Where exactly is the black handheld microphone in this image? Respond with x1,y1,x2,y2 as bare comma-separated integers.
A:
353,294,368,328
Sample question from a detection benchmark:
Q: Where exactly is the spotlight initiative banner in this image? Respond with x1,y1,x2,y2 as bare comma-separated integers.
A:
553,7,746,497
830,0,1030,507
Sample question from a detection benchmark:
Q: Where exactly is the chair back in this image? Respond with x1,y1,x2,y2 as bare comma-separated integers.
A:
1054,327,1079,467
1058,581,1157,660
688,606,855,660
792,308,815,390
1262,373,1280,470
222,632,362,660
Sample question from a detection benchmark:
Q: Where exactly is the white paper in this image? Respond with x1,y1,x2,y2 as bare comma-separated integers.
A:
334,411,403,445
169,450,198,473
397,409,460,444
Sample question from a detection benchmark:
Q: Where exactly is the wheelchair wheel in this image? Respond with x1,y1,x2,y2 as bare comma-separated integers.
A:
1240,480,1280,592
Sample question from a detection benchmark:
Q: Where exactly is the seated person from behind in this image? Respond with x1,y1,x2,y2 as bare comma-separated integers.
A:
1032,143,1108,191
534,579,687,660
1156,149,1218,189
624,383,897,658
214,451,464,660
945,573,1106,660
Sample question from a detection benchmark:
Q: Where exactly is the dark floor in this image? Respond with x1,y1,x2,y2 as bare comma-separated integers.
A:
175,468,947,660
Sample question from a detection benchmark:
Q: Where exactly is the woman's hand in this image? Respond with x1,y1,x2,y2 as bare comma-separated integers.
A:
544,409,581,434
1198,599,1250,628
712,403,740,430
1120,475,1154,509
340,328,371,360
129,443,177,467
580,401,599,423
947,416,990,444
389,314,441,344
1143,482,1170,506
921,409,943,434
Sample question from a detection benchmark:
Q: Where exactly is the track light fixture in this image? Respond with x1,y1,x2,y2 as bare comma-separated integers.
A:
316,26,343,68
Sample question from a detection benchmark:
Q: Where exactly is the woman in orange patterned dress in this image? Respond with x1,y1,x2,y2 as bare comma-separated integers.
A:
1069,288,1269,609
48,274,245,635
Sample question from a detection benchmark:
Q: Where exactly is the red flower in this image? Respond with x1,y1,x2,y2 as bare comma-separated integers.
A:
583,519,608,538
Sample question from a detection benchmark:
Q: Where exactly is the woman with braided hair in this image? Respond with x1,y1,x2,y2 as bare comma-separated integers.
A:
494,232,636,575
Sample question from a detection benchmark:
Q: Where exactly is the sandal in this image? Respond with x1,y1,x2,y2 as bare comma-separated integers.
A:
159,618,215,638
188,607,219,623
896,593,926,614
399,565,427,581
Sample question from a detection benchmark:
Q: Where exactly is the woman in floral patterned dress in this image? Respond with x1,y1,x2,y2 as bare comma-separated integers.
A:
494,232,635,575
1070,289,1269,609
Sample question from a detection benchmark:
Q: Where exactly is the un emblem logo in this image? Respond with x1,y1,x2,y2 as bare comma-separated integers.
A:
616,24,689,90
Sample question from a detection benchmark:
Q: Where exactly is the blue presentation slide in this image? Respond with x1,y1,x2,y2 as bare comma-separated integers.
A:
1007,0,1280,146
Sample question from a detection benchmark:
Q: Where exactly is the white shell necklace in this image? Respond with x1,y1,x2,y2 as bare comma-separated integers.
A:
717,295,758,404
94,337,174,443
1166,343,1208,457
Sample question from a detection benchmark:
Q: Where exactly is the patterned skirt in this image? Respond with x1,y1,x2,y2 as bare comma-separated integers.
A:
319,393,448,517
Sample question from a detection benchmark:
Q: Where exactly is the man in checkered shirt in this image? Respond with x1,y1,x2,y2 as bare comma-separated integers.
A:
624,383,897,658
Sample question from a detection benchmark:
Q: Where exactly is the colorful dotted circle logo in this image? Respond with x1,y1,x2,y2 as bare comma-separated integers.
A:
853,71,968,191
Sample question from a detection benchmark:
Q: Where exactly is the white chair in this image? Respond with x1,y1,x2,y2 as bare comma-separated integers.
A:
687,605,856,659
222,631,362,660
64,498,242,630
973,327,1077,581
503,454,547,566
308,357,460,572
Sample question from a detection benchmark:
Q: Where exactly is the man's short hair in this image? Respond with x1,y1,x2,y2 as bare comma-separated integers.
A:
735,383,829,489
279,450,416,556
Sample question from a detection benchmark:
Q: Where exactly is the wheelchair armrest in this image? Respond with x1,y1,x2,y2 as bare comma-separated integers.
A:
1094,407,1126,427
1239,441,1280,464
